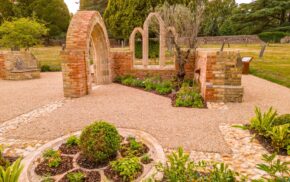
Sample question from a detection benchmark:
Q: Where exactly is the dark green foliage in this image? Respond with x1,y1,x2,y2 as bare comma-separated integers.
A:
206,163,238,182
41,65,61,72
29,0,70,39
67,172,85,182
66,136,79,147
143,76,161,91
0,0,15,23
134,41,142,59
80,0,108,15
148,40,159,59
110,157,142,181
120,137,148,157
42,149,62,168
259,32,289,43
41,65,51,72
273,114,290,126
175,83,204,108
79,121,121,163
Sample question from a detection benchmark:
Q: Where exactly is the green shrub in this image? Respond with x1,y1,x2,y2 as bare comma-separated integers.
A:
175,84,204,108
249,107,278,136
0,158,23,182
155,81,172,95
79,121,121,163
144,76,161,91
258,32,289,43
66,136,79,147
140,154,152,164
110,157,142,181
41,65,51,72
273,114,290,126
206,163,238,182
131,79,144,88
121,77,136,86
43,149,62,168
67,172,85,182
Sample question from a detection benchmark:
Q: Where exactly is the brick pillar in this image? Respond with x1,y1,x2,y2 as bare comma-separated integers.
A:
0,54,5,79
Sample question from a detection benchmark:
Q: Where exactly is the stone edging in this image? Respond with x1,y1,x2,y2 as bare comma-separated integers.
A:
20,128,166,182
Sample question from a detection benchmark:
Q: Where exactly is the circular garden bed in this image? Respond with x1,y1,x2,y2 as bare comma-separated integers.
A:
20,122,165,182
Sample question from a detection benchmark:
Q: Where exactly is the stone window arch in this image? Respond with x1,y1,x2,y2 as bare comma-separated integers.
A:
61,11,111,98
129,27,144,62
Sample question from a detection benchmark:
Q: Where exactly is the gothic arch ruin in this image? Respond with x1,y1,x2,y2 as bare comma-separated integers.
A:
61,11,111,98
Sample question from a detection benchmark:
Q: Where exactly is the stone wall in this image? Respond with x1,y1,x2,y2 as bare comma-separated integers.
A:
111,50,195,80
0,51,40,80
177,35,264,47
195,51,243,103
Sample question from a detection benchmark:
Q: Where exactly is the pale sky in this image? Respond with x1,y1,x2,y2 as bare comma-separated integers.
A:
64,0,252,14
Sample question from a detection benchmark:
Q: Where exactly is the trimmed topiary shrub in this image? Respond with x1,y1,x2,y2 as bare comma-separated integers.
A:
79,121,121,163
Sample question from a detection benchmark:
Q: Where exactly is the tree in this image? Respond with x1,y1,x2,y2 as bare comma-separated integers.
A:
0,0,15,23
104,0,151,40
200,0,237,36
0,18,48,50
232,0,290,34
29,0,70,39
80,0,108,14
156,1,206,84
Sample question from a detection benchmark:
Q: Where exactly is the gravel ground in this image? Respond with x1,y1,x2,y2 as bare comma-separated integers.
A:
0,73,64,123
2,73,290,153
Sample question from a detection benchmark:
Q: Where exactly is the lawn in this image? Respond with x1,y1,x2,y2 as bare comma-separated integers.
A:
30,46,62,71
200,43,290,88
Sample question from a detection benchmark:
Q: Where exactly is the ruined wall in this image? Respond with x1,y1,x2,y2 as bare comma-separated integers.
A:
111,50,195,80
0,51,40,80
195,51,243,103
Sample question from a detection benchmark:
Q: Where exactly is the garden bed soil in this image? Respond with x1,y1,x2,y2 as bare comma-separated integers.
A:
120,143,149,157
35,156,73,176
59,169,101,182
249,129,288,156
76,153,117,169
104,165,143,182
59,143,80,155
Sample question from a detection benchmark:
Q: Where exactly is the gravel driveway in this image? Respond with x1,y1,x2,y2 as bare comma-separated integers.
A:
1,73,290,153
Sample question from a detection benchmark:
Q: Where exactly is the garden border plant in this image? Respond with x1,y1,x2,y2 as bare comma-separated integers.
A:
114,75,206,108
234,107,290,155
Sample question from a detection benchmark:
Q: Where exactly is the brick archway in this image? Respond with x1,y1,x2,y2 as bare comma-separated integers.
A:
61,11,111,98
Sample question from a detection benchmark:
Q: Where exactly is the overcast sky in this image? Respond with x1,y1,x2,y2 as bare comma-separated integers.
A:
64,0,253,13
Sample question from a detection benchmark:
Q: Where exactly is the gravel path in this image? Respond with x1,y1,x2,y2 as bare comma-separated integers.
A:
1,73,290,153
0,73,63,123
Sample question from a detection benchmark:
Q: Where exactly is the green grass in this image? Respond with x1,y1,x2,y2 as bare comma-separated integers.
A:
30,46,62,71
200,43,290,88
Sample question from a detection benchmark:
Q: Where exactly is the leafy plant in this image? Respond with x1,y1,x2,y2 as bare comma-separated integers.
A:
249,107,278,136
110,157,142,181
66,136,79,147
43,149,61,168
79,121,121,163
67,172,85,182
0,158,23,182
267,124,290,151
175,84,204,108
206,163,239,182
256,153,290,180
273,114,290,126
141,154,152,164
121,137,146,157
155,81,172,95
41,176,54,182
144,78,158,91
156,148,202,181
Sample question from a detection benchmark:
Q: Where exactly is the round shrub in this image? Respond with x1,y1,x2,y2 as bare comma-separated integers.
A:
258,32,288,43
79,121,121,163
273,114,290,126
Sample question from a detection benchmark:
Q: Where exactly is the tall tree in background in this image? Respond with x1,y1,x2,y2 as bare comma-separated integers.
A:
232,0,290,34
0,0,15,23
30,0,70,39
80,0,108,14
104,0,151,40
200,0,236,36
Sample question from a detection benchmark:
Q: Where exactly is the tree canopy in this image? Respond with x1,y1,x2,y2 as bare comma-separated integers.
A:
0,18,48,49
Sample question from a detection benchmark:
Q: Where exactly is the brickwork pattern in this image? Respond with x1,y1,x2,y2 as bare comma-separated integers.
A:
195,51,243,103
111,50,195,80
62,11,111,98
